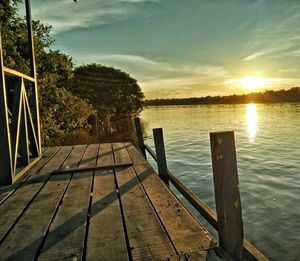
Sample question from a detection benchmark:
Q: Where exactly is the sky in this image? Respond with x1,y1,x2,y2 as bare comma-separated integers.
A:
24,0,300,98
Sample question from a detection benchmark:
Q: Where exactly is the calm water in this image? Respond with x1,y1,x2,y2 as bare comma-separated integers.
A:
141,103,300,261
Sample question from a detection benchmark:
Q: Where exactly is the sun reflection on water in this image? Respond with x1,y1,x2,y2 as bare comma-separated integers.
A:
246,104,258,142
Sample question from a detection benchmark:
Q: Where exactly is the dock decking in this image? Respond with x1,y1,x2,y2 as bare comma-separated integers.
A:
0,143,230,261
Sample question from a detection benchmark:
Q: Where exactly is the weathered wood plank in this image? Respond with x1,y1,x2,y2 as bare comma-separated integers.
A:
0,147,50,204
134,117,146,157
145,144,269,261
39,146,74,175
0,176,70,260
125,143,216,254
59,145,86,171
0,146,64,241
113,143,176,260
185,248,233,261
153,128,169,185
0,145,85,260
210,131,244,260
51,162,133,175
167,248,233,261
39,144,97,260
86,143,129,261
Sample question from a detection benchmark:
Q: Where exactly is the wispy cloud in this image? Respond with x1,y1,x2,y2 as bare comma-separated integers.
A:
243,51,269,61
31,0,158,33
94,54,175,72
107,54,226,75
242,4,300,62
75,53,229,78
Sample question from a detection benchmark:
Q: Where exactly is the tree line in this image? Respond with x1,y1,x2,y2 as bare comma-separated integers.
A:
145,87,300,106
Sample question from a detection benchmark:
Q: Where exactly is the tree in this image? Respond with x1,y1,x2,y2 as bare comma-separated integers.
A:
71,64,144,121
1,0,95,145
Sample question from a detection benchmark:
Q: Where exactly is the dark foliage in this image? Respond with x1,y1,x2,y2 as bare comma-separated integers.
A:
1,0,95,145
71,64,144,122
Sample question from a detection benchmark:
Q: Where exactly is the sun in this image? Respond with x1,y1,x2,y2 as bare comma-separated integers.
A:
241,76,265,90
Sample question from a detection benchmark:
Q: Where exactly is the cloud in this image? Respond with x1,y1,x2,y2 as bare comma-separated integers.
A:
78,53,231,98
74,53,229,78
110,55,229,77
243,44,300,61
139,62,230,98
243,51,268,61
242,4,300,62
225,76,300,89
94,54,174,71
31,0,158,33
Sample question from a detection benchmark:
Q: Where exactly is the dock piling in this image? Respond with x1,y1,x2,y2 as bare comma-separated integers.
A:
210,131,244,261
134,117,146,157
153,128,170,186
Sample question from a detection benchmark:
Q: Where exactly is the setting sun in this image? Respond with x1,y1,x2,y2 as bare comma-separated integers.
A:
242,76,265,90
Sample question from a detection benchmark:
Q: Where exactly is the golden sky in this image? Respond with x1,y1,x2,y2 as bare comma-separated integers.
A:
30,0,300,98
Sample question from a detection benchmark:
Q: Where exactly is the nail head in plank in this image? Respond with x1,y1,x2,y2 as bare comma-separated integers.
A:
86,143,129,261
39,144,98,260
126,143,216,253
0,146,83,259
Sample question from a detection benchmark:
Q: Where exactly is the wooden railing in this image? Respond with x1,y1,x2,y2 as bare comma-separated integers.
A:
0,0,41,185
134,117,268,261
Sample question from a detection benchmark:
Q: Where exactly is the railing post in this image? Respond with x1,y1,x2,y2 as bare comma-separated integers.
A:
134,117,146,158
0,32,13,185
25,0,41,155
153,128,169,186
210,131,244,261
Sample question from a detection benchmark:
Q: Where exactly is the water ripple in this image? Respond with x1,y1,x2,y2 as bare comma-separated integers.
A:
142,103,300,261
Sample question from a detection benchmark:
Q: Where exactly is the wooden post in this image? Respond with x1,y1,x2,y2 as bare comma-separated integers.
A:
134,117,146,157
210,131,244,261
25,0,41,155
153,128,169,186
0,32,13,185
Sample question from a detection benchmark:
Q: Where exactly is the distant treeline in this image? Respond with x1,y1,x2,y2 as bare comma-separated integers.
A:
145,87,300,106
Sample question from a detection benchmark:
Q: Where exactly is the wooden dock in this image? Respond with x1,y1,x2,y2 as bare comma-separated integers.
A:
0,143,231,260
0,2,268,260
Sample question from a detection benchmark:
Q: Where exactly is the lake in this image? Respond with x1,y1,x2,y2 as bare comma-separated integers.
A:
140,103,300,261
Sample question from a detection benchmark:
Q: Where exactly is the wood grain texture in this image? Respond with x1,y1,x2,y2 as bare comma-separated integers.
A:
0,146,65,242
167,248,233,261
153,128,169,185
113,143,176,260
210,131,244,261
0,145,84,260
0,177,70,260
146,143,268,261
0,147,55,204
39,144,97,260
51,162,133,175
134,117,146,157
86,143,129,261
126,143,216,254
145,143,218,229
